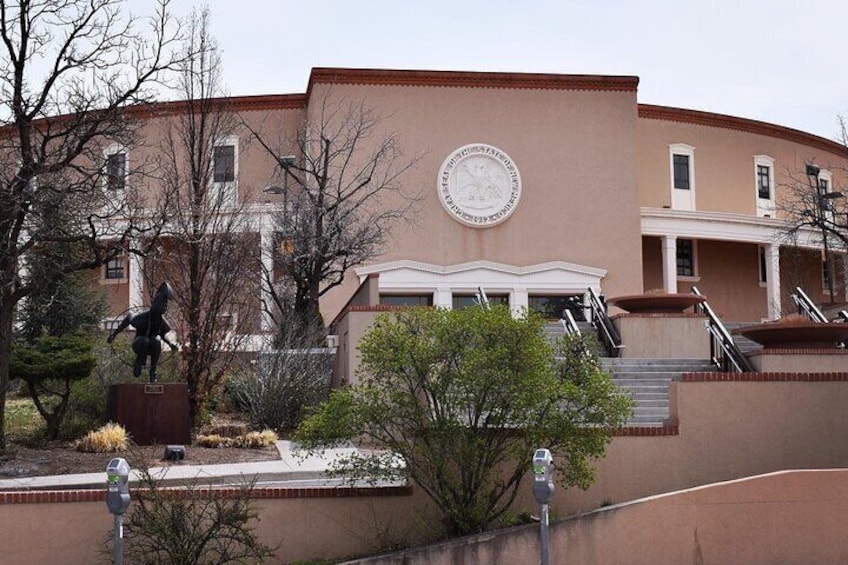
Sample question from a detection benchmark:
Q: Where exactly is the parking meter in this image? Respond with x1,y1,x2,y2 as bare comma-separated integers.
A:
106,458,131,515
533,448,554,565
532,448,555,504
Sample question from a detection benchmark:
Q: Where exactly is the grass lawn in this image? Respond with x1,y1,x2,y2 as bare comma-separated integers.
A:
4,397,45,442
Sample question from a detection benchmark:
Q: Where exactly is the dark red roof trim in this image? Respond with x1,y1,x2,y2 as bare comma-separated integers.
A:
639,104,848,158
308,67,640,94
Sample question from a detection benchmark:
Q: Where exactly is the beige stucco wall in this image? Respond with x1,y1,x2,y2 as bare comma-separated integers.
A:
351,469,848,565
311,82,644,322
559,378,848,514
748,350,848,372
637,116,848,214
0,488,434,565
612,314,710,358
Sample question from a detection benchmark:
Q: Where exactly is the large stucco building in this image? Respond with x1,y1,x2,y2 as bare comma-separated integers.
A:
97,67,847,334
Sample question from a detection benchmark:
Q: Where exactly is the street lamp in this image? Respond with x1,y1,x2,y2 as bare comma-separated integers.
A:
805,164,844,303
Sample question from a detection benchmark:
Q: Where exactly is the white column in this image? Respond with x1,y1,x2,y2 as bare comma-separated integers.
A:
260,228,275,331
764,244,781,320
435,286,452,309
661,236,678,293
129,251,144,309
510,287,529,317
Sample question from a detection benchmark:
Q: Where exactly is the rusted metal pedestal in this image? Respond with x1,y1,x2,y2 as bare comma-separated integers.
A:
107,383,191,446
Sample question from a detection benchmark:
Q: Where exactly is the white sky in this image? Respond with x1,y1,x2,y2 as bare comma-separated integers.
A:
154,0,848,141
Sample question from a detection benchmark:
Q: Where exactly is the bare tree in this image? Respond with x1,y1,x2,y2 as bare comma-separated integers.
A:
246,99,420,338
0,0,183,448
779,153,848,304
143,8,257,427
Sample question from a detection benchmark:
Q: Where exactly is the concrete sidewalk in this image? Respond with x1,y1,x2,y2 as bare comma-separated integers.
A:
0,440,360,491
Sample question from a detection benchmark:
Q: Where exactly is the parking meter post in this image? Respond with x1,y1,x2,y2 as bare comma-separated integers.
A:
106,458,131,565
532,449,555,565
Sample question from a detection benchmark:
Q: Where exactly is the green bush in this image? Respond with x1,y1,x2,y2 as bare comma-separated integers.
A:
10,333,97,439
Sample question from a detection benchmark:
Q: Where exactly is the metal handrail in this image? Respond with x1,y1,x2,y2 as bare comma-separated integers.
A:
691,287,753,372
587,287,622,357
791,287,828,323
561,309,581,336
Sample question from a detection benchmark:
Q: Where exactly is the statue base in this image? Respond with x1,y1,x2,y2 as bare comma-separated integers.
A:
107,383,191,446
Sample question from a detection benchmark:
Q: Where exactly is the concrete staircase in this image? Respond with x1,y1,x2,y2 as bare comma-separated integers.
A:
600,358,718,426
722,322,764,355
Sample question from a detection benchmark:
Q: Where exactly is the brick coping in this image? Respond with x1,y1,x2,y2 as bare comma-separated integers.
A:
679,372,848,382
0,484,413,505
746,348,848,356
611,312,705,319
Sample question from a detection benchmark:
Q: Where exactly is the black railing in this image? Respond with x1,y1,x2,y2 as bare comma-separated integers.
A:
791,287,828,323
587,287,623,357
691,286,753,373
561,309,581,336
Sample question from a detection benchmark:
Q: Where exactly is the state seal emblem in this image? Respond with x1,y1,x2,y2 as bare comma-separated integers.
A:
437,143,521,228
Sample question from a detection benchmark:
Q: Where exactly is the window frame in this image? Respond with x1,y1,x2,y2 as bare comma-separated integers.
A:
668,144,696,210
103,144,128,192
101,255,127,283
754,155,775,217
379,294,435,307
676,238,698,280
211,136,239,206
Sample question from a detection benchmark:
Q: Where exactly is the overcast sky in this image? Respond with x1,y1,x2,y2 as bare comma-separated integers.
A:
155,0,847,141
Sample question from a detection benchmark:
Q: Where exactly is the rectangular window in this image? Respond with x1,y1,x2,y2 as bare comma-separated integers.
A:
673,154,690,190
676,239,695,277
452,294,509,310
757,165,771,199
528,295,585,321
105,257,124,280
213,145,235,183
822,259,831,291
106,152,126,191
380,294,434,307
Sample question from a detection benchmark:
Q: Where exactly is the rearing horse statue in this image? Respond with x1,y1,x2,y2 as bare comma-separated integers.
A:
107,282,178,383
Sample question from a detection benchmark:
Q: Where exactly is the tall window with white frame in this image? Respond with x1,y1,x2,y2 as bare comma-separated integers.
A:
212,139,237,206
754,156,776,218
669,144,695,210
104,149,127,191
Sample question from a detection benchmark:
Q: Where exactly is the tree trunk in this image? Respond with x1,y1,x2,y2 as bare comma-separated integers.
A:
0,293,14,450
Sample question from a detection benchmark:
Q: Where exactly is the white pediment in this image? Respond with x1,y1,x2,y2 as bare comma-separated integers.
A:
356,259,606,293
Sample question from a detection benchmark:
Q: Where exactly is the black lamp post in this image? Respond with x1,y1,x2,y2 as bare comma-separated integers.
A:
805,164,844,303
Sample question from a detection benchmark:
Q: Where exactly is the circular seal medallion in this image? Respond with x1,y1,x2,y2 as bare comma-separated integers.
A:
437,143,521,228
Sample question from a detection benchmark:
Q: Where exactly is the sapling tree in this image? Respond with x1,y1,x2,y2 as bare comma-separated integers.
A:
296,306,633,536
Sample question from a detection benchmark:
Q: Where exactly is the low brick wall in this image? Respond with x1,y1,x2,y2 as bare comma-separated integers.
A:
0,484,432,565
4,373,848,563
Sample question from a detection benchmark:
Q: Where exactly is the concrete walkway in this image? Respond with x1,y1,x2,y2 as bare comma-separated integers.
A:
0,440,361,491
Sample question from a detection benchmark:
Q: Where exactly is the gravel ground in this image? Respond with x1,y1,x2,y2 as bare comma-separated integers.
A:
0,441,280,479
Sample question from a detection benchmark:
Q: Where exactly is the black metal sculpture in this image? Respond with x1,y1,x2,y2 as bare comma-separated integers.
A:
107,282,178,383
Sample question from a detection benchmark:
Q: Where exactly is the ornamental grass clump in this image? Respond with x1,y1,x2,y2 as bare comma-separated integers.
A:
233,430,278,449
75,422,129,453
196,430,277,449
